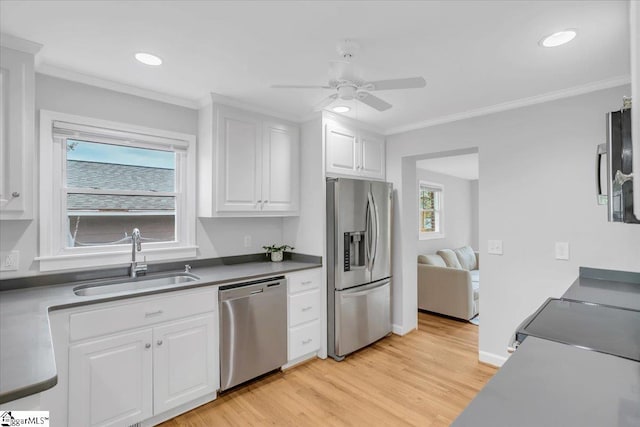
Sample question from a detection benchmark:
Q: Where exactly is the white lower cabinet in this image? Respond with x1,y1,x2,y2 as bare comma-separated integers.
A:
69,329,153,427
153,314,217,414
66,288,218,427
287,268,322,363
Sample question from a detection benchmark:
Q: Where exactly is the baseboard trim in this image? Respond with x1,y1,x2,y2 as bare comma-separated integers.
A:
479,350,508,367
392,323,416,336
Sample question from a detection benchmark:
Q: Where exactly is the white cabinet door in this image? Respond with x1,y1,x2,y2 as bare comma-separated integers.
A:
153,313,217,414
262,121,299,213
326,122,358,175
216,106,262,212
0,46,36,219
68,329,153,427
359,131,386,180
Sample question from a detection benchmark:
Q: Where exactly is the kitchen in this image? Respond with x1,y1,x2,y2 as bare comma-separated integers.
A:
1,1,640,426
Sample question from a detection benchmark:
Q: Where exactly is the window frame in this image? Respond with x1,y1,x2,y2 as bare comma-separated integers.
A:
38,110,197,272
418,180,444,240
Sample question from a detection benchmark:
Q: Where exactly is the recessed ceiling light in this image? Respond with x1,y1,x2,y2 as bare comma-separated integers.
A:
135,52,163,66
332,105,350,113
539,30,577,48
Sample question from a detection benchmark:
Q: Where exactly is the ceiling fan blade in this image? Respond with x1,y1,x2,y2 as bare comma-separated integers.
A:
366,77,426,91
314,93,339,111
357,92,392,111
271,84,331,89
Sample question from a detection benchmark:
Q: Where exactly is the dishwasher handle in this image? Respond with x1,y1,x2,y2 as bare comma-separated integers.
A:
219,277,286,302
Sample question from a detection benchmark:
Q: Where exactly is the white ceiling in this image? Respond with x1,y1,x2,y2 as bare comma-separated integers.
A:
416,153,479,180
0,1,631,133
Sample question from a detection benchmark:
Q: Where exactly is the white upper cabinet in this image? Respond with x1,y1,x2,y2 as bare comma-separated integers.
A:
215,107,262,213
262,120,300,213
0,36,41,220
198,102,300,216
325,122,358,174
325,118,385,181
359,130,385,180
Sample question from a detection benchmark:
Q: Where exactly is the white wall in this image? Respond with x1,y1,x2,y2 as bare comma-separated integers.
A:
416,168,474,255
0,74,284,278
387,85,640,366
282,117,324,256
470,179,479,251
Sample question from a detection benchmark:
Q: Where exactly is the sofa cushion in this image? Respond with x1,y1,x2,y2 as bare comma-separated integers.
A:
436,249,462,269
454,246,477,271
418,254,446,267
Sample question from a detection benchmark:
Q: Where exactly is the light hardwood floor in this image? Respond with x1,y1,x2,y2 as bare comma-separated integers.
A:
159,312,496,426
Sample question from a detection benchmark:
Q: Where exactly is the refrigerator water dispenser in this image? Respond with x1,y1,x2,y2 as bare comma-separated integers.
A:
344,231,365,271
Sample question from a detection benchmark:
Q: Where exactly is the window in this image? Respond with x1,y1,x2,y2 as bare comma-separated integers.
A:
419,181,444,240
38,111,196,271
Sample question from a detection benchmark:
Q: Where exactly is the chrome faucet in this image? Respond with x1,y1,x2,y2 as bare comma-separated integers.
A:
130,228,147,278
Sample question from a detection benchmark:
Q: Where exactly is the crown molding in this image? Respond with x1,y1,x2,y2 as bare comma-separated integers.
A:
0,33,42,54
201,92,302,123
385,75,631,136
37,63,200,109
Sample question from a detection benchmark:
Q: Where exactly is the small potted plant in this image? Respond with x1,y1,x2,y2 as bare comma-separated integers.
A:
262,244,294,262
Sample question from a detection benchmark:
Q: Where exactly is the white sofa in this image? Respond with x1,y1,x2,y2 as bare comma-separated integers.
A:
417,246,479,320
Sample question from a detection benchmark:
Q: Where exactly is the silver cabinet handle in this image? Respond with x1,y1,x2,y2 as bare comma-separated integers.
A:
257,200,262,203
157,340,163,346
145,310,163,317
300,280,313,285
301,306,313,312
145,343,151,349
302,338,312,345
11,192,20,198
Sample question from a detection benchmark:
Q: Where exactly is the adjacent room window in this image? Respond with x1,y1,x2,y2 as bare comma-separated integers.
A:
418,181,444,239
39,111,196,271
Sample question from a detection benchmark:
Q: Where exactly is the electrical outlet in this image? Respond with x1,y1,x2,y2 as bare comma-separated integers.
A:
488,240,503,255
0,250,19,271
244,235,252,248
555,242,569,260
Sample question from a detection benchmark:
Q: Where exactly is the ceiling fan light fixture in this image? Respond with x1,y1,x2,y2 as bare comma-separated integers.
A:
539,29,577,48
135,52,163,66
332,105,351,113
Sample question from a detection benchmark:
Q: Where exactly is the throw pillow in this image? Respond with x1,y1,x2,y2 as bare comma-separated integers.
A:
418,254,447,267
436,249,462,269
454,246,477,270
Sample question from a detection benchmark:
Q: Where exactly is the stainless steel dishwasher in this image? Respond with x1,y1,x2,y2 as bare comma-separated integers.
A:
219,276,287,391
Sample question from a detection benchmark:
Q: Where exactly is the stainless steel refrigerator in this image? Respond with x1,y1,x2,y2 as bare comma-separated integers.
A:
326,177,392,361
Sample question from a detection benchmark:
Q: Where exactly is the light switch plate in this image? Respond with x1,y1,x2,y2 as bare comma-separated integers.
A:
488,240,503,255
0,250,19,271
555,242,569,260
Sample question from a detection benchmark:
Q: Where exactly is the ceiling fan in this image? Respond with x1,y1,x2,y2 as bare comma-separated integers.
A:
271,40,426,112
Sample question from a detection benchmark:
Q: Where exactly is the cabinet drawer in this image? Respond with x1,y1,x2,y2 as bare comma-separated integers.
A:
287,268,321,294
288,320,320,361
288,290,320,327
70,288,217,342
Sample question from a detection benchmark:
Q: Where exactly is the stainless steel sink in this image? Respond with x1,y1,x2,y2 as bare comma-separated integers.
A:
73,273,200,296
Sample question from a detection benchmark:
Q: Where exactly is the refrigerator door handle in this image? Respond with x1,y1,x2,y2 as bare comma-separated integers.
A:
365,197,371,271
367,191,378,272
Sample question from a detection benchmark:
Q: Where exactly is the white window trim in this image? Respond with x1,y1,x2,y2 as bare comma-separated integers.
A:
37,110,197,272
418,180,445,240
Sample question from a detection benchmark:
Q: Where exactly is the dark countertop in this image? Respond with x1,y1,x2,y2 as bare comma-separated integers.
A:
0,259,321,404
452,336,640,427
453,267,640,426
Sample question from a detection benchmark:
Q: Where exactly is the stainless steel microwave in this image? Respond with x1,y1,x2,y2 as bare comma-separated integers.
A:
597,100,639,224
